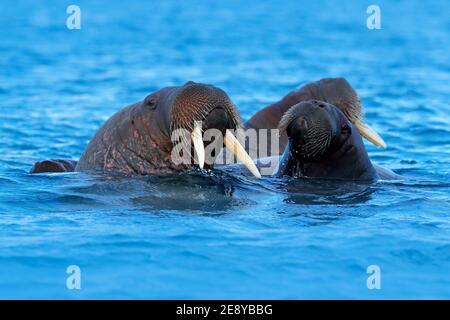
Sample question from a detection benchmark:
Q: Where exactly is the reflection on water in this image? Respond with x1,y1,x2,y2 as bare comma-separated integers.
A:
54,170,381,211
281,178,375,205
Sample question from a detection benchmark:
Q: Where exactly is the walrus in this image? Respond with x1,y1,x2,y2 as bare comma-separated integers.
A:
275,100,398,180
245,77,386,157
31,81,260,178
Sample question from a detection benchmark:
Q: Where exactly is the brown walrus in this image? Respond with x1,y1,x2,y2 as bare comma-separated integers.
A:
245,77,386,158
31,81,260,177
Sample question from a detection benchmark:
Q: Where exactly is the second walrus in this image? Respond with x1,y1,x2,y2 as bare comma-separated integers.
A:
245,77,387,157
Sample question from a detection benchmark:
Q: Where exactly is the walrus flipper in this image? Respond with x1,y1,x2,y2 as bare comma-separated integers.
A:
30,159,78,173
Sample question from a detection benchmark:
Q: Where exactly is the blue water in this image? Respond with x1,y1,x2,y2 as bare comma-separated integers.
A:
1,0,449,299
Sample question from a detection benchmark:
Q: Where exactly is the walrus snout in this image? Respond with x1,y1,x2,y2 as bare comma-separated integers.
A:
171,83,240,130
279,101,340,160
203,107,232,134
169,82,260,177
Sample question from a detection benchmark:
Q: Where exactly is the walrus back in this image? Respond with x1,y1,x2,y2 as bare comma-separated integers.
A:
75,101,178,175
75,103,141,174
30,159,77,173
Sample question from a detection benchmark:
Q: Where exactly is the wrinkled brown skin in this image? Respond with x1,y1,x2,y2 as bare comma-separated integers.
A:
30,82,241,175
75,87,176,174
245,77,362,157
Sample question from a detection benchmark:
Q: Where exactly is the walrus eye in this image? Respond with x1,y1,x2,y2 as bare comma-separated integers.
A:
341,124,351,135
144,95,158,109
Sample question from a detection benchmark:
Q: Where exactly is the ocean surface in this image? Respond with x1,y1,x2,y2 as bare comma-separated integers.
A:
0,0,449,299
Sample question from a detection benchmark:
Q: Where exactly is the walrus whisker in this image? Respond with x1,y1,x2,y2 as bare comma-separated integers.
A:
301,129,331,158
300,125,332,159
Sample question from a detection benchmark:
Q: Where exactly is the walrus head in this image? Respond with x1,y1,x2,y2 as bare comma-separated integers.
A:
304,77,386,148
145,81,260,177
276,100,377,180
74,81,260,176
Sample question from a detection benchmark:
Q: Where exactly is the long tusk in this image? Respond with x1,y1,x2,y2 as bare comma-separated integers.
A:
354,120,387,148
224,130,261,178
191,125,205,169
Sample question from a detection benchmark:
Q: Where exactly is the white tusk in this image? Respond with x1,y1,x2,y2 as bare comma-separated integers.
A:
191,125,205,169
224,130,261,179
354,120,387,148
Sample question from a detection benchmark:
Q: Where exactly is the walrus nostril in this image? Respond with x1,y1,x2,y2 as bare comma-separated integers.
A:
318,103,326,108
